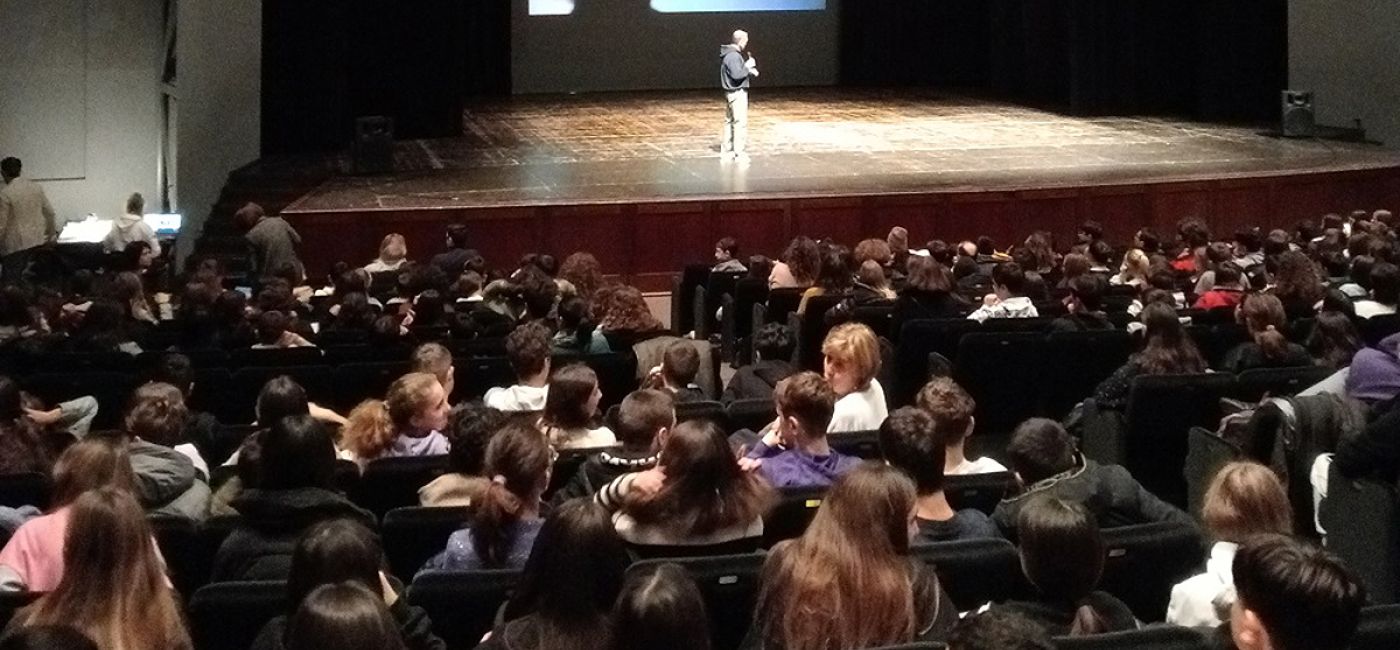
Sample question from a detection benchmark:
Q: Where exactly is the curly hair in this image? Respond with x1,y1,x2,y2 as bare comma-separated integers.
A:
600,286,663,333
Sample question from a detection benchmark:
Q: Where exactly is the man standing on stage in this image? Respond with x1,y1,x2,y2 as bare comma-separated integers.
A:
720,30,759,161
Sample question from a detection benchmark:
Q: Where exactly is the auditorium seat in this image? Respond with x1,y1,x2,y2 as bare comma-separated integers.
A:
674,263,714,336
454,356,515,402
725,398,776,434
953,332,1045,434
1352,604,1400,650
763,486,827,547
722,277,768,364
24,371,137,430
190,367,237,424
760,288,804,330
352,456,450,519
381,506,469,580
791,294,845,370
628,537,762,560
1042,330,1135,420
1052,626,1210,649
1098,522,1205,622
233,346,326,368
1321,465,1400,605
561,351,641,410
544,446,614,500
0,472,50,510
332,360,412,411
187,581,287,650
1362,313,1400,347
944,472,1016,515
676,400,728,429
629,552,767,650
829,429,882,460
892,319,979,407
408,569,521,649
911,539,1026,611
1235,365,1335,402
1182,427,1241,522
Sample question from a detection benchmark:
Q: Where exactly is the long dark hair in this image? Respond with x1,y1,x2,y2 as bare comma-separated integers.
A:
465,423,551,567
624,420,774,537
1308,311,1362,371
1239,293,1291,361
1017,496,1109,636
542,363,599,433
612,564,711,650
287,519,384,612
286,583,406,650
1135,302,1206,375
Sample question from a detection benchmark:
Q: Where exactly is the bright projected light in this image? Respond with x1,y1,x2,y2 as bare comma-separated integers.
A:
530,0,575,16
651,0,826,12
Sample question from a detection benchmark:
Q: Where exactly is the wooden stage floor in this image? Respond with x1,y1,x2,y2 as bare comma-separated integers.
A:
286,88,1400,212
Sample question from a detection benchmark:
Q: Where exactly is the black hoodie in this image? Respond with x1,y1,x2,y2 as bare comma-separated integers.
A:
721,359,797,404
212,487,375,582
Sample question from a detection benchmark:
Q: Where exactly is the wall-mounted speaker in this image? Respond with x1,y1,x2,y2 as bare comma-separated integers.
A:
1281,90,1315,138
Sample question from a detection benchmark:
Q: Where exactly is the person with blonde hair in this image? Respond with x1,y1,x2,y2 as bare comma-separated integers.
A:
822,322,888,432
103,192,160,257
342,373,450,464
410,342,455,401
751,463,957,650
1110,249,1150,287
9,488,192,650
364,233,409,273
1166,462,1292,628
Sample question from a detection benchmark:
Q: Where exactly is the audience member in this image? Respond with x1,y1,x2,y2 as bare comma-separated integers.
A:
1233,229,1266,269
486,322,553,412
797,246,854,315
1092,302,1207,411
611,563,712,650
409,343,456,402
0,377,51,476
1221,293,1312,373
712,236,747,273
880,407,1000,542
741,372,858,489
236,202,303,282
947,609,1054,650
342,373,450,464
1110,249,1150,287
0,158,57,282
967,262,1039,322
853,260,896,303
751,463,958,650
428,224,478,276
419,405,508,507
540,363,616,449
651,341,706,403
916,378,1006,475
1229,535,1365,650
1354,261,1400,319
894,255,966,327
822,323,889,432
769,236,821,289
721,323,797,404
0,626,99,650
551,389,672,505
122,382,211,521
1049,274,1112,332
1307,310,1362,371
992,418,1192,536
284,583,406,650
1270,250,1325,320
553,296,611,354
102,193,160,258
364,234,410,273
1194,262,1247,310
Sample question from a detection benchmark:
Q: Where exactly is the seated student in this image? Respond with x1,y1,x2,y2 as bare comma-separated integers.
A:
649,341,706,404
893,255,967,326
1093,302,1207,411
1229,535,1365,650
1354,261,1400,319
409,342,455,404
967,262,1039,322
419,404,509,507
991,496,1139,637
1167,462,1292,629
1220,293,1313,373
538,363,616,450
916,378,1006,475
853,260,897,303
428,223,478,276
364,233,409,273
251,311,315,349
147,352,227,465
991,418,1192,537
122,382,212,522
1048,274,1112,332
822,323,889,433
879,407,1000,542
751,464,958,650
948,609,1055,650
612,564,712,650
420,423,550,573
1194,262,1247,310
552,296,611,355
712,236,747,274
741,372,859,489
213,415,375,582
796,246,854,316
251,519,443,650
596,420,772,548
0,438,137,593
341,373,451,465
484,322,552,412
8,488,192,650
283,583,406,650
550,389,673,505
477,500,632,650
721,323,798,405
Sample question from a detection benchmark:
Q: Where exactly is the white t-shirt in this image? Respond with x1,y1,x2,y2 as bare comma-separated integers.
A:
828,379,889,433
484,384,549,412
1354,299,1398,320
1167,542,1238,628
545,425,618,450
948,456,1008,476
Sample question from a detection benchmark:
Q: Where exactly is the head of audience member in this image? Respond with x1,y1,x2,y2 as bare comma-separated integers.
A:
443,404,509,476
50,436,137,509
375,234,408,266
1307,310,1362,371
1272,250,1325,305
1060,253,1090,282
612,563,712,650
1234,229,1263,257
465,422,553,567
752,323,795,364
344,372,450,459
123,382,189,449
17,488,191,650
501,500,631,646
916,377,977,466
1131,228,1161,256
1065,274,1105,314
782,236,822,287
443,223,471,252
1214,262,1244,290
747,255,773,282
926,240,953,266
1077,220,1104,245
615,389,675,453
1138,302,1206,375
948,609,1055,650
774,372,836,446
148,353,196,400
600,286,663,334
0,157,21,183
857,260,891,295
976,236,998,258
1087,240,1114,269
1006,418,1077,486
992,262,1028,299
1178,217,1212,251
952,256,980,282
515,266,559,321
1118,249,1150,283
888,226,911,255
1369,262,1400,306
559,252,604,304
714,237,740,265
542,363,602,433
816,245,854,293
625,420,773,537
661,341,701,393
1230,535,1365,650
905,254,953,293
123,241,156,271
411,342,455,399
505,321,552,386
1016,496,1112,636
756,463,924,650
1202,462,1292,544
821,322,880,397
256,310,292,347
854,238,894,268
287,518,383,613
1237,293,1291,361
1263,229,1291,259
259,414,337,491
256,375,312,426
879,406,949,498
286,583,405,650
1019,232,1055,272
0,626,99,650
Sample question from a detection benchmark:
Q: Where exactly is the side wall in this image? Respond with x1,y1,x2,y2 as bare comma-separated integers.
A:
1290,0,1400,146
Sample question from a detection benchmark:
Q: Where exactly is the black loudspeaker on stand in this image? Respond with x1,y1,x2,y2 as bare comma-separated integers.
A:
353,116,395,175
1281,90,1315,138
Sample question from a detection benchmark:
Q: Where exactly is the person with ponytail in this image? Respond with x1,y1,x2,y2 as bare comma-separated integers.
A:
122,382,210,522
419,423,551,573
341,372,451,466
1091,302,1207,412
992,496,1138,637
749,463,957,650
1221,293,1312,374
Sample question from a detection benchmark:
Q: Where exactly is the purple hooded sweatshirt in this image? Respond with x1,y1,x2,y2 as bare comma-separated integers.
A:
1347,332,1400,403
745,440,861,489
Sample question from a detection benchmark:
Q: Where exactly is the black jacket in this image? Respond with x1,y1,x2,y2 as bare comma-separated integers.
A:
1048,311,1114,333
549,448,658,506
721,360,796,405
250,594,445,650
991,457,1195,538
212,487,375,582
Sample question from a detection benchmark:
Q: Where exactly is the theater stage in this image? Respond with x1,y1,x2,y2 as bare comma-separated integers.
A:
281,89,1400,288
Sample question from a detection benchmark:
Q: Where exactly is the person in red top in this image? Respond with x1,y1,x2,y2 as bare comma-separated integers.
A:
1194,262,1247,310
1171,218,1212,274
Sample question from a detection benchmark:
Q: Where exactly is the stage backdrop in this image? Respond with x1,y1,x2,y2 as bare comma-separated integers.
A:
511,0,840,94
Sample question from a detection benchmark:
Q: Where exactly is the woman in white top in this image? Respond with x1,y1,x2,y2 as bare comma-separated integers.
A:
1166,461,1292,628
363,233,409,273
1110,248,1150,287
822,322,889,432
539,363,616,450
595,419,772,547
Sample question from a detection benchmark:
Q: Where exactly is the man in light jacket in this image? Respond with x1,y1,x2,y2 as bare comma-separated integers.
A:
719,30,759,160
0,157,57,281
